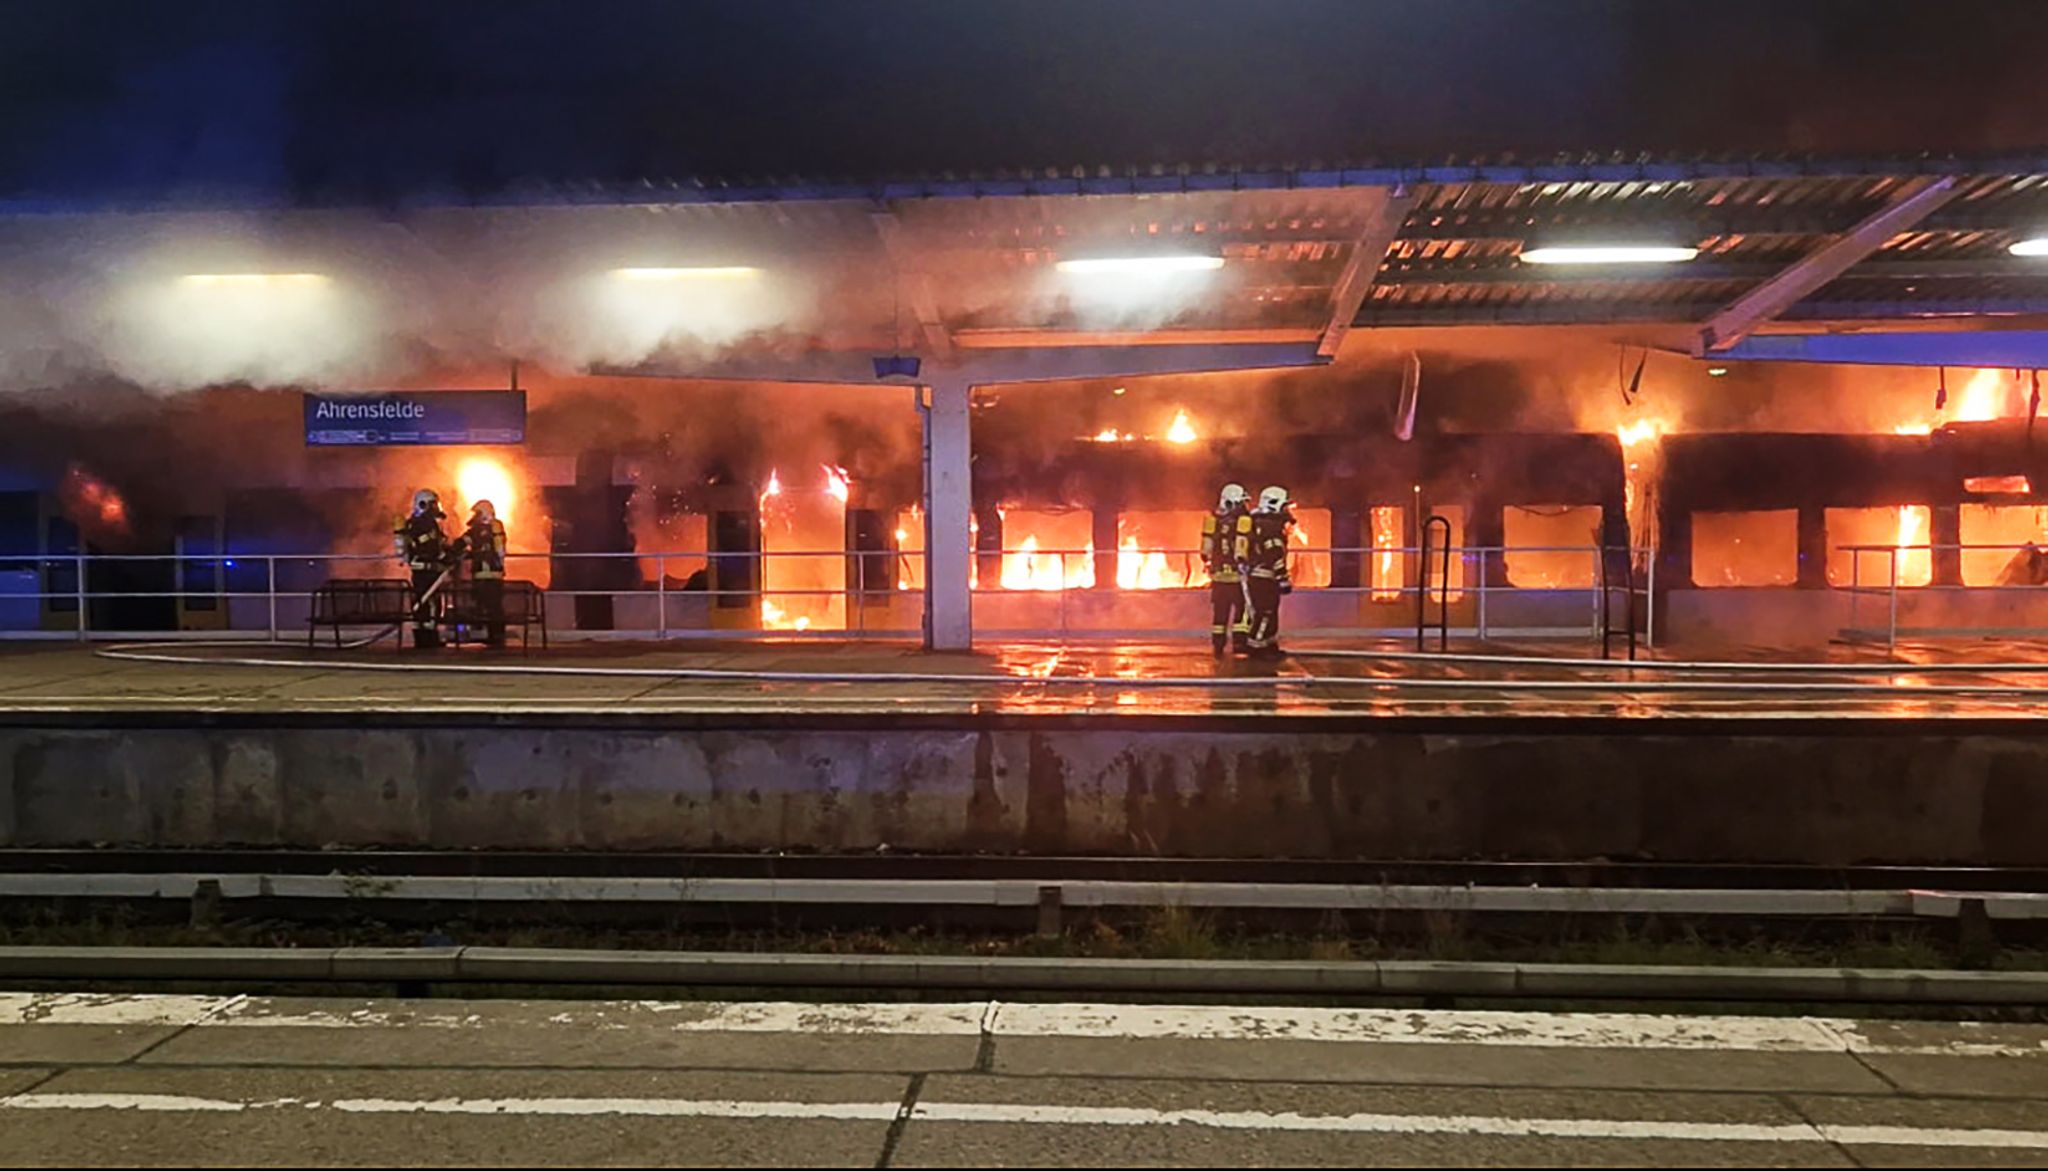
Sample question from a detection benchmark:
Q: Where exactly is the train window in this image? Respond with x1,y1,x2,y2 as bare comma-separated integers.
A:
1691,510,1798,587
1960,504,2048,586
1284,507,1331,589
1503,505,1601,589
1116,511,1208,589
992,509,1094,591
1825,506,1932,588
1368,505,1405,601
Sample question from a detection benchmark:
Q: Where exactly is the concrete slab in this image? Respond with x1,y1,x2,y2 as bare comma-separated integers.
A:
1854,1054,2048,1099
0,1068,52,1095
0,1026,182,1066
143,996,982,1073
988,1037,1891,1094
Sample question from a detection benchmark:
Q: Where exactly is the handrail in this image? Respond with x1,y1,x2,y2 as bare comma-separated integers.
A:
1417,515,1452,652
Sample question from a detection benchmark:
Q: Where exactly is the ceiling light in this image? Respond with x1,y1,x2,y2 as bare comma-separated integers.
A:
1707,367,1729,377
1519,245,1699,265
180,273,331,286
610,266,761,280
1054,255,1225,275
2009,238,2048,257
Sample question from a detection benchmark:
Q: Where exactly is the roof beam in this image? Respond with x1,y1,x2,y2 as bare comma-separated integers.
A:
1316,189,1416,358
870,208,953,360
1379,256,2048,286
1695,176,1964,353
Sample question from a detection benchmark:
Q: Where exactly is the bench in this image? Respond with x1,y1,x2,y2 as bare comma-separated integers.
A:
443,579,548,651
306,579,415,648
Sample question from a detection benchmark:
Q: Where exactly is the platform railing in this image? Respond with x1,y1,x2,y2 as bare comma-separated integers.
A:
1839,540,2048,649
0,543,1657,643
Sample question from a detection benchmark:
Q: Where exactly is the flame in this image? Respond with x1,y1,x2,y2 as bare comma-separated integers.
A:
454,456,516,527
1898,368,2014,434
760,598,812,632
1370,506,1401,601
761,469,782,500
62,464,129,535
1165,409,1199,445
1893,422,1933,436
1000,535,1096,590
1115,536,1174,589
1091,428,1133,443
822,464,850,503
1616,418,1666,448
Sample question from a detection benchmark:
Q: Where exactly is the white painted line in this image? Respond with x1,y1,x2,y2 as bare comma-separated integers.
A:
990,1004,1852,1051
0,993,224,1028
6,995,2048,1057
8,1093,2048,1149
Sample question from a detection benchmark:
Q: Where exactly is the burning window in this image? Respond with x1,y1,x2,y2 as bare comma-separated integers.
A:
1287,507,1331,589
996,509,1094,590
1691,510,1797,587
1369,505,1405,601
759,467,848,630
1503,505,1602,589
1116,511,1208,589
1826,506,1932,588
631,500,707,588
894,508,924,592
1960,504,2048,586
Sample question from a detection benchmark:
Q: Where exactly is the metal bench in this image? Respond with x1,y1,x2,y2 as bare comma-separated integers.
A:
443,579,548,651
306,579,415,648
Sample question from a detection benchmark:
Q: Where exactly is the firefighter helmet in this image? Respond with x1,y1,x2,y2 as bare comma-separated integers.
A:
1218,483,1248,510
471,499,495,522
1257,485,1289,514
411,488,441,514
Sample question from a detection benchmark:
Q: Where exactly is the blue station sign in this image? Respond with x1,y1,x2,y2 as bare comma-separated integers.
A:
304,391,526,446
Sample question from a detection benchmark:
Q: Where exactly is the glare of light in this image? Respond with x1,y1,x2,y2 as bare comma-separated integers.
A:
2010,238,2048,257
1707,367,1729,377
610,266,761,280
1092,428,1132,443
1893,422,1934,436
1165,409,1199,445
1518,246,1699,265
1616,419,1666,448
762,470,782,499
1054,255,1225,275
894,528,909,542
1111,386,1127,396
179,273,331,286
822,464,851,503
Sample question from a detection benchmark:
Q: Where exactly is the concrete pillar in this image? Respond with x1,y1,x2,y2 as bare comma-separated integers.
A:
923,378,973,650
1796,505,1828,588
1932,504,1963,587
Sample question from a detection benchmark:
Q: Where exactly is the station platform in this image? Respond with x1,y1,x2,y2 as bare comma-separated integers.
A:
8,993,2047,1167
1,636,2047,719
2,637,2045,866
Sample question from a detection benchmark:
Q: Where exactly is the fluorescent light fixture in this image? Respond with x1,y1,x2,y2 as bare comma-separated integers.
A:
1519,245,1698,265
1707,366,1729,377
180,273,331,286
1054,255,1225,275
2009,237,2048,257
610,266,761,280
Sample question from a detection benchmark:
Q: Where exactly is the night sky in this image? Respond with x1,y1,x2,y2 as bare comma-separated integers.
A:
4,0,2046,206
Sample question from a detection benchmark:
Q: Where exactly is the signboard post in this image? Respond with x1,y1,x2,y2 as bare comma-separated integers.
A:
304,391,525,447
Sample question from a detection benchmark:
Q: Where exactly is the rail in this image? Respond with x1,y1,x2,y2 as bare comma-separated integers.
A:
0,542,1657,643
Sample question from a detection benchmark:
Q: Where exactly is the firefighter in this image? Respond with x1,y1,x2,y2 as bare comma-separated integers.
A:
392,488,452,649
459,499,509,648
1200,483,1253,655
1244,485,1294,659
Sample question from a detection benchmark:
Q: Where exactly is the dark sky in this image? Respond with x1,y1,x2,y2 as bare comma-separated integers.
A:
4,0,2046,206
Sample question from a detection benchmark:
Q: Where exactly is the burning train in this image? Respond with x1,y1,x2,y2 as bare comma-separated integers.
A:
8,353,2048,650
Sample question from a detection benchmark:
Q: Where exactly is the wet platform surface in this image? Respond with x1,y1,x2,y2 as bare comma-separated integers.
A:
4,636,2048,720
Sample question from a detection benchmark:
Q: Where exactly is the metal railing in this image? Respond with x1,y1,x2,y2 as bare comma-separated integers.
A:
0,543,1660,643
1840,540,2048,649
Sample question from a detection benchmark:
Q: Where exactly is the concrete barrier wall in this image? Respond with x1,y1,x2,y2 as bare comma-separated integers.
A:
1,719,2041,864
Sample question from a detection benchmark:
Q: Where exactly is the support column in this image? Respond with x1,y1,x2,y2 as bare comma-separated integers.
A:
1932,505,1963,587
1796,505,1828,588
922,378,974,650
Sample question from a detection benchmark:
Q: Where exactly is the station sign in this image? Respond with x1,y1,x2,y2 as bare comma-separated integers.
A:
304,391,525,447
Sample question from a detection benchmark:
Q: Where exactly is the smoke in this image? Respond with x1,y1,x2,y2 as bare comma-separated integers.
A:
0,205,840,396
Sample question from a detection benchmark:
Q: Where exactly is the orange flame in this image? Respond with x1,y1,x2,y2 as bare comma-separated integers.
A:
1165,409,1199,445
454,456,517,527
822,464,850,503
